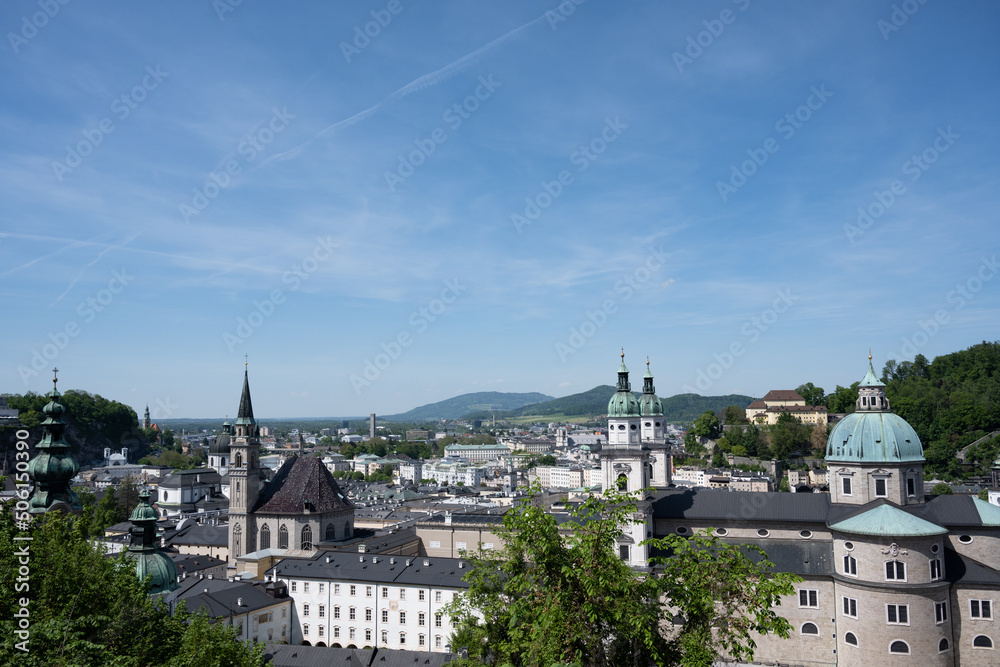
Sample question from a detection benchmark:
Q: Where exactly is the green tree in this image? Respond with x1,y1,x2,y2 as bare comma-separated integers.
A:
692,410,721,439
0,508,266,666
447,486,798,667
979,488,990,501
723,405,749,425
824,384,859,414
795,383,826,407
931,482,954,495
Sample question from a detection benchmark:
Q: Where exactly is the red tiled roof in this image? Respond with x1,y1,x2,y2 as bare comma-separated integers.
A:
747,400,766,409
761,390,804,401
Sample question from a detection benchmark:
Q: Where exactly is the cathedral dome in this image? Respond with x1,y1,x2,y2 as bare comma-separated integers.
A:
210,419,232,455
825,356,923,464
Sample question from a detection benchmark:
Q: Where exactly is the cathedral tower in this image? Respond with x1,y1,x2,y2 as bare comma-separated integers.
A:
228,366,260,564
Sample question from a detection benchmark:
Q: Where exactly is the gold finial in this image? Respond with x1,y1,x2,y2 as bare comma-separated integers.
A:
646,356,650,368
244,353,249,368
621,347,625,360
52,367,59,388
868,348,872,362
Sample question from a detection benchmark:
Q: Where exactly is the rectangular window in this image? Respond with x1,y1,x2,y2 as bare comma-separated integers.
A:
382,587,389,598
435,613,443,627
971,599,993,619
350,628,355,639
291,582,297,593
399,632,406,644
907,477,916,496
334,584,340,595
930,558,942,580
429,540,441,549
400,611,406,624
842,477,852,495
875,478,887,497
334,606,340,619
435,591,442,603
400,588,406,600
887,604,909,625
365,608,372,622
843,554,857,576
419,634,425,646
349,607,356,620
382,609,388,623
435,636,442,648
366,586,373,597
350,585,356,596
334,626,340,638
318,626,324,637
936,601,948,624
484,543,494,550
620,545,629,560
456,541,466,550
365,629,371,642
303,604,309,617
843,597,858,618
381,630,387,644
302,624,308,636
319,583,325,594
304,582,309,594
799,589,819,608
885,560,906,581
419,613,425,626
319,605,325,618
419,590,426,601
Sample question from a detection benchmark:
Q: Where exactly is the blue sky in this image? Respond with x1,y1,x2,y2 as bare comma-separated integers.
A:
2,1,999,419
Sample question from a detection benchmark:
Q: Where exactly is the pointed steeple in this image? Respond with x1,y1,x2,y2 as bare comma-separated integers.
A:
27,368,81,515
236,368,256,427
142,404,151,429
125,488,179,595
616,348,631,392
856,351,890,412
642,357,655,394
859,349,884,387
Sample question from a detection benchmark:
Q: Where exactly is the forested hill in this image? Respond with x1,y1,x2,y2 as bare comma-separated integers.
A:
884,341,1000,478
384,391,554,422
464,386,753,423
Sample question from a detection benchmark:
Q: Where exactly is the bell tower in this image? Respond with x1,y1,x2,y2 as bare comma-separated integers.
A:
228,361,260,567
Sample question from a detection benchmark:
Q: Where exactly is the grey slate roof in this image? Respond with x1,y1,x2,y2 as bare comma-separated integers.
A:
166,577,283,617
268,551,471,589
167,553,226,573
163,522,229,547
263,644,457,667
945,548,1000,586
254,456,353,515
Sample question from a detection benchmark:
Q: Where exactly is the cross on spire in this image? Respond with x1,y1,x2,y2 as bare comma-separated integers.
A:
52,367,59,388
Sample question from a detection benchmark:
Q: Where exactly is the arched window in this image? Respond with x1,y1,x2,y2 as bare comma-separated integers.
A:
974,635,994,648
233,524,242,558
235,452,243,467
301,525,313,551
278,524,288,549
939,638,950,652
801,623,819,635
890,640,910,654
260,525,271,550
845,632,858,646
326,523,336,541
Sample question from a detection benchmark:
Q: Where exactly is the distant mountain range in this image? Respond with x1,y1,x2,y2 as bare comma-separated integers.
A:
392,387,754,423
383,391,554,422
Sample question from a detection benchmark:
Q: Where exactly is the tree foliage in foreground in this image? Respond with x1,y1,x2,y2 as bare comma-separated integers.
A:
446,486,799,667
0,507,265,666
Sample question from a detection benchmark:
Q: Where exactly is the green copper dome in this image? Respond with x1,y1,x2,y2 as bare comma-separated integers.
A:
826,412,924,463
28,371,81,515
125,490,178,595
607,351,641,418
639,359,663,416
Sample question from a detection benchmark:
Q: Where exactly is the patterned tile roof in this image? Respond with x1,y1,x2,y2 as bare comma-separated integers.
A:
253,456,353,515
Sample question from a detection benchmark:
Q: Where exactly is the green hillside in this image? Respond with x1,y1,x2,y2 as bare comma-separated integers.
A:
384,391,554,422
464,386,753,423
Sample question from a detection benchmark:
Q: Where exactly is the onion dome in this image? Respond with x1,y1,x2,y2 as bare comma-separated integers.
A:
27,369,81,515
638,358,664,416
826,354,923,464
607,350,641,418
125,489,179,595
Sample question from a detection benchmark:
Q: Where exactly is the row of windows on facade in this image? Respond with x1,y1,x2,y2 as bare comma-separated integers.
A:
233,522,351,551
300,604,447,627
289,582,452,604
840,554,944,581
798,589,994,624
840,475,918,497
820,633,993,654
301,625,447,648
427,540,493,550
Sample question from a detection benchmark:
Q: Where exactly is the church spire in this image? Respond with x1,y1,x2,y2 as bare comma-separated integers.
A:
236,366,255,427
617,348,631,392
27,368,81,515
643,357,655,395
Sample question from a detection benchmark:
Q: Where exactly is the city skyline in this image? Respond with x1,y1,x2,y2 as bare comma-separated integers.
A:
2,2,998,418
